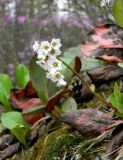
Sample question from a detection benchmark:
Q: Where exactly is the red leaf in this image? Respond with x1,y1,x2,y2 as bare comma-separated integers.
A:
10,81,42,125
46,88,71,112
11,94,43,124
74,56,81,73
81,24,123,56
96,55,123,63
61,109,115,138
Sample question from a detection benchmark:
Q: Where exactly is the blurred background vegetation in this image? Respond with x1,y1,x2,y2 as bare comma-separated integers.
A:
0,0,111,74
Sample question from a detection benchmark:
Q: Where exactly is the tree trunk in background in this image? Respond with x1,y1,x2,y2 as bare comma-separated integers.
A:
14,0,29,61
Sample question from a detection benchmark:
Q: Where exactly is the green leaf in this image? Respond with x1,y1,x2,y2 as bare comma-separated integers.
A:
61,97,77,113
29,56,59,101
61,56,75,82
29,56,48,103
1,111,29,145
47,80,59,97
109,83,123,117
113,0,123,28
38,91,48,103
117,63,123,68
61,46,81,82
0,74,13,110
64,46,80,59
82,56,103,71
15,64,30,89
11,125,28,145
0,74,12,94
0,87,12,110
22,105,45,115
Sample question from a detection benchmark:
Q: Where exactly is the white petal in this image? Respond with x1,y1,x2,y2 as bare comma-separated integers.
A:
51,39,62,49
33,41,40,52
40,41,51,53
49,48,61,57
47,58,62,73
57,79,67,86
46,72,57,82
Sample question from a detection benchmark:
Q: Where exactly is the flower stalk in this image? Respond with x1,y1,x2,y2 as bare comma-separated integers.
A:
57,57,114,109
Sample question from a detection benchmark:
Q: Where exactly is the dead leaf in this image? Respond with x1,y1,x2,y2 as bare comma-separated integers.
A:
87,65,123,85
61,108,114,138
74,56,81,73
11,94,43,124
96,55,123,63
81,24,123,56
11,81,37,100
46,88,71,112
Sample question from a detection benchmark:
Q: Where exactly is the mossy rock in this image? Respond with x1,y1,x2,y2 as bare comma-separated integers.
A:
30,127,82,160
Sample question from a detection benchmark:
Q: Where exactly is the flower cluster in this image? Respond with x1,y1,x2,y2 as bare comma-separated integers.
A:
33,39,67,87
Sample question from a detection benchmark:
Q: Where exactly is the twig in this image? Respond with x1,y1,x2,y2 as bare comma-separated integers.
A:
31,115,51,130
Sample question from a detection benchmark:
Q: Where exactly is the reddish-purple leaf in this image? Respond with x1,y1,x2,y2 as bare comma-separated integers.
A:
81,24,123,56
96,55,123,63
74,56,81,73
46,88,71,112
61,109,115,138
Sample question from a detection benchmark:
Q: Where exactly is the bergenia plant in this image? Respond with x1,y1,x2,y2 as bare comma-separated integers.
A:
33,38,114,110
33,39,67,87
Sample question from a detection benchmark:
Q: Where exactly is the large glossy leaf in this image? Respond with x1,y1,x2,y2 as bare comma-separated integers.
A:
113,0,123,28
1,112,29,145
29,56,48,103
29,56,59,100
47,80,59,97
61,46,81,82
82,56,102,71
15,64,30,89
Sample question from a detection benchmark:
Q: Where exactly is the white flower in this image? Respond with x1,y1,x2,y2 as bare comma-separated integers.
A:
40,41,51,53
48,48,61,57
34,38,66,87
33,41,40,52
100,0,111,7
47,58,62,73
37,49,46,61
57,79,67,87
46,71,66,86
51,39,62,49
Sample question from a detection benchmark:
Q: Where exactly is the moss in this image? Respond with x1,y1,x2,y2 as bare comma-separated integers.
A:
30,127,82,160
